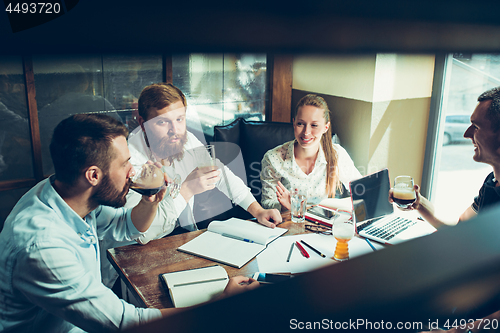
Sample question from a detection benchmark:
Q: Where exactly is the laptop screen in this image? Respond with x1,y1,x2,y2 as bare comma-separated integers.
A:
349,169,393,226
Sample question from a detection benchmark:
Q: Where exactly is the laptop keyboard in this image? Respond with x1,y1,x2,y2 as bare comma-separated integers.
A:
362,217,417,241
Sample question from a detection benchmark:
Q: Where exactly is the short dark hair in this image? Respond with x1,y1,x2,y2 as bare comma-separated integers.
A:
138,83,186,121
50,113,128,185
478,86,500,132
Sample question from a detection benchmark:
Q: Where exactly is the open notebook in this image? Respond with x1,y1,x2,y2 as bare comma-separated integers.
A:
178,218,287,268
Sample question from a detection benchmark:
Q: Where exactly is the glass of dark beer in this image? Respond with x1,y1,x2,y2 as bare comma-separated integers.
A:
393,175,416,209
130,163,166,196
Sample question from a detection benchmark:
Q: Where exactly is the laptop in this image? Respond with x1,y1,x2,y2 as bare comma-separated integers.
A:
349,169,436,245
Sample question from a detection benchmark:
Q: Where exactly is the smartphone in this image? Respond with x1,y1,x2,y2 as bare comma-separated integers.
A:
307,206,337,220
252,272,292,284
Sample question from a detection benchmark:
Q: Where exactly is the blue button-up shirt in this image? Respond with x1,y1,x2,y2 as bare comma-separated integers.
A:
0,175,161,332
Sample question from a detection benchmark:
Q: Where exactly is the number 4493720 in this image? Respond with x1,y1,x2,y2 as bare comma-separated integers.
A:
443,318,499,330
5,2,61,14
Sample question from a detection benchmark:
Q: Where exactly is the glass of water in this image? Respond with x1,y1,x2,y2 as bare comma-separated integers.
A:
291,189,307,223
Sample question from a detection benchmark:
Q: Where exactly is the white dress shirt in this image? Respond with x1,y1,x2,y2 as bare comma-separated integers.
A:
260,140,362,211
127,127,256,242
99,127,257,287
0,175,161,333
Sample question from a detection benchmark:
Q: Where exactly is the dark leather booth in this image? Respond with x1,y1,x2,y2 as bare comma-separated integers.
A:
213,117,342,203
213,118,296,204
193,118,344,228
192,118,295,227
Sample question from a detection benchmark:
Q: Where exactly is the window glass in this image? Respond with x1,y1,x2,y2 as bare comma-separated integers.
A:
172,53,266,139
102,54,163,131
433,54,500,220
33,54,163,176
0,56,32,181
33,55,112,176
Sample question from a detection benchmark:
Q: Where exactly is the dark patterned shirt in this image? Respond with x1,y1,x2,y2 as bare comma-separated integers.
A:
472,172,500,213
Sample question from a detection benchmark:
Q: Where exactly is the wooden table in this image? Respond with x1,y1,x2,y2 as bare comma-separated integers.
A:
107,212,310,309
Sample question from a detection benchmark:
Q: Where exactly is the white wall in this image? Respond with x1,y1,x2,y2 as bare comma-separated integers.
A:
292,54,435,185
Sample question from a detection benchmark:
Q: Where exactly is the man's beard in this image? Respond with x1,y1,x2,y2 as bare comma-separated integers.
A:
148,131,188,163
90,173,130,208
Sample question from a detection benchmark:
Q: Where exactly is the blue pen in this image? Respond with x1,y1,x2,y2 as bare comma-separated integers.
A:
222,233,254,243
365,238,377,251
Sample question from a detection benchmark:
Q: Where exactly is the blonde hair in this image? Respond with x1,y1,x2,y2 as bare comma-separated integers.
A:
295,94,341,197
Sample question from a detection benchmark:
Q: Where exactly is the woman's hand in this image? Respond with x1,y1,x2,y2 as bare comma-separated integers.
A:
276,181,291,211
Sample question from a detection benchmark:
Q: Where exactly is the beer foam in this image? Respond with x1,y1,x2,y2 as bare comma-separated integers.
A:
133,164,164,188
393,187,416,200
334,224,354,239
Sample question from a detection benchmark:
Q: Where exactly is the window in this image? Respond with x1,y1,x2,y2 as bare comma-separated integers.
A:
102,54,163,132
172,54,267,139
33,54,164,176
430,54,500,220
0,56,32,181
0,53,269,227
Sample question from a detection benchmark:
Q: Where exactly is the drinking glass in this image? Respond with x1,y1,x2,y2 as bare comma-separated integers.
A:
162,165,181,199
333,218,355,261
393,175,416,209
130,162,181,199
193,145,217,171
130,163,166,196
291,189,307,223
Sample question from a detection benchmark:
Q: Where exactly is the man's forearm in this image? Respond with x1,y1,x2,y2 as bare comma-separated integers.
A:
179,185,194,203
246,201,263,217
131,198,160,232
417,196,457,230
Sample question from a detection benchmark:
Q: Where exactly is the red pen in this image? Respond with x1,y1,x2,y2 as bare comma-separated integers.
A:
295,241,310,258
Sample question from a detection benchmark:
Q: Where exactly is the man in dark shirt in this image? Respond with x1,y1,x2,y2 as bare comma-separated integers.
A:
391,86,500,228
390,86,500,333
471,172,500,214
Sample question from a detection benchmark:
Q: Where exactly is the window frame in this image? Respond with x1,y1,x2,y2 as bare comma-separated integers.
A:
420,53,453,199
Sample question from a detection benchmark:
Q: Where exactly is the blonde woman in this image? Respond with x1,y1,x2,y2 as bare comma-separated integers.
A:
260,94,361,211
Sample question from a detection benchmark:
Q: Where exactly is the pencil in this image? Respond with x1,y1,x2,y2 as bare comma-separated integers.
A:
286,242,294,262
300,240,326,258
365,238,377,251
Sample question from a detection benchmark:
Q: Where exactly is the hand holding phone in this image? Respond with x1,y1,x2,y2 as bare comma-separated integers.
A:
252,272,293,284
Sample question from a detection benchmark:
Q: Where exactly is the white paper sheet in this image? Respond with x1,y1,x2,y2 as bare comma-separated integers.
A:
256,233,385,274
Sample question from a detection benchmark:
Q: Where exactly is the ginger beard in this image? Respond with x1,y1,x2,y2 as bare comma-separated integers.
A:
147,130,188,163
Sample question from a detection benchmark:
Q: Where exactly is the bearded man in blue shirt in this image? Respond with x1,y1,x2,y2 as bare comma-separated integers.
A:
0,114,257,333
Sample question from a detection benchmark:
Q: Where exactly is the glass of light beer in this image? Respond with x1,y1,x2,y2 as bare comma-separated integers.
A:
333,218,355,261
194,145,216,170
393,175,416,209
